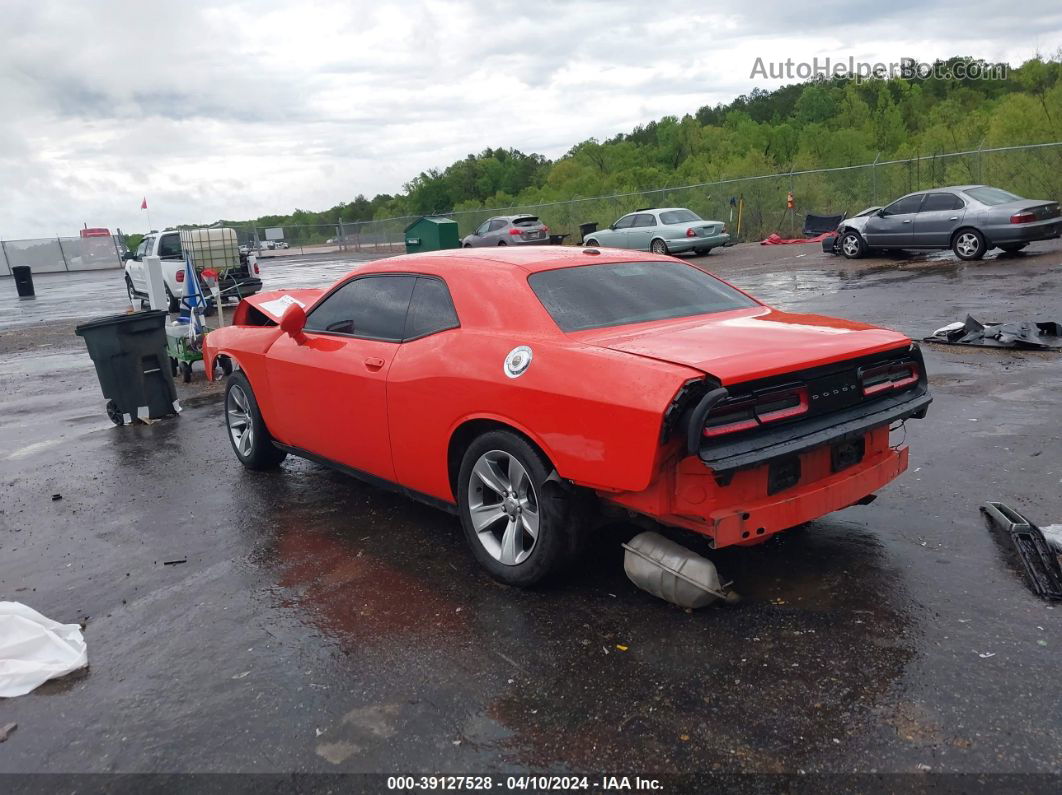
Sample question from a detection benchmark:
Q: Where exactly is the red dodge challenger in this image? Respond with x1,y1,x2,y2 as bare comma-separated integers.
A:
204,247,930,585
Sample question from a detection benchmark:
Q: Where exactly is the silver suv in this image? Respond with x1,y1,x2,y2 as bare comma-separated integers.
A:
462,215,550,247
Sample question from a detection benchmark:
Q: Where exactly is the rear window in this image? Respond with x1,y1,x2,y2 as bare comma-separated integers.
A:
964,186,1021,206
659,209,701,224
513,216,540,226
529,261,757,332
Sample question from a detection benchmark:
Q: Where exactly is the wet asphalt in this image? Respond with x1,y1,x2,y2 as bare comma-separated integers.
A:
0,242,1060,777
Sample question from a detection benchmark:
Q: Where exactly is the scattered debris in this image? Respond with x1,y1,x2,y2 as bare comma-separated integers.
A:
162,558,187,566
981,502,1062,600
926,315,1062,350
0,602,88,697
0,723,16,743
616,644,629,652
50,494,61,501
622,531,738,609
978,652,996,659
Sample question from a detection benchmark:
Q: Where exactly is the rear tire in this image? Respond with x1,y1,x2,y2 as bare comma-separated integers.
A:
166,288,179,314
457,430,583,587
650,238,669,255
952,228,986,260
224,371,287,470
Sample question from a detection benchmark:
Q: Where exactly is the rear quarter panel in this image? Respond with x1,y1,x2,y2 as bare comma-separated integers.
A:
387,331,700,502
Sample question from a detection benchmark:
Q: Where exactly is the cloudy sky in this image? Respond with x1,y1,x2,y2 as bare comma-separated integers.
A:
0,0,1058,239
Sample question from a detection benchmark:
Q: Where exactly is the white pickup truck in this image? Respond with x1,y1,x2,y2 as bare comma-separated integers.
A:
123,228,263,312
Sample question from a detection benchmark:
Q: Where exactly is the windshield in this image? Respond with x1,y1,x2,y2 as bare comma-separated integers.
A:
964,186,1021,206
658,209,702,224
529,261,757,332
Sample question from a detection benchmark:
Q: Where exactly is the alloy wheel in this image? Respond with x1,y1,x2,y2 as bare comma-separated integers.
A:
956,232,979,258
227,384,254,456
651,239,667,254
466,449,540,566
842,234,861,257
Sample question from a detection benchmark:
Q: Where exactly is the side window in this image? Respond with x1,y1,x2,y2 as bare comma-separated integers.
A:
921,193,964,212
633,213,656,227
474,221,491,236
613,215,636,229
157,233,182,259
488,219,507,232
305,275,416,339
405,277,459,339
883,194,924,215
135,237,152,260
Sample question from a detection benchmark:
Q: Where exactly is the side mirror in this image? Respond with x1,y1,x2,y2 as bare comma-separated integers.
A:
280,304,307,343
876,209,886,218
608,224,616,231
122,251,135,261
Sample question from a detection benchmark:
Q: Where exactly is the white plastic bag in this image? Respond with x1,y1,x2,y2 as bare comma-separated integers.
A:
0,602,88,698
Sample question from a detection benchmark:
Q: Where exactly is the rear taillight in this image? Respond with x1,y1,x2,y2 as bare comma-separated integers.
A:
686,227,697,238
1010,211,1037,224
509,228,522,235
253,262,260,274
859,361,919,396
703,385,808,437
175,270,185,283
721,224,728,234
542,225,550,233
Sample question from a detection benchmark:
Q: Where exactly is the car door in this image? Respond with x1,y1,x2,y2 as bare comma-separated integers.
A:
468,219,492,247
862,194,923,247
266,274,416,480
602,213,637,247
483,219,507,245
627,213,657,250
913,192,966,247
129,236,153,290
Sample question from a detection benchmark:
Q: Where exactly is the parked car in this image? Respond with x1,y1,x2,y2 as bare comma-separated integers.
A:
835,185,1061,260
124,228,263,312
462,215,550,247
204,247,930,586
583,207,729,255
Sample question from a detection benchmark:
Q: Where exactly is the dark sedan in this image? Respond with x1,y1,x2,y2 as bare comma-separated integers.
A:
836,185,1061,260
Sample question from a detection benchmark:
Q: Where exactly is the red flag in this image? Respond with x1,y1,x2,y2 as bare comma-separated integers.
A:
140,197,148,210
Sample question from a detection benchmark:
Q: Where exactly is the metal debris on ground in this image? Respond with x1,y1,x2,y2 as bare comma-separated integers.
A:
926,315,1062,350
0,723,16,742
622,531,738,609
980,502,1062,601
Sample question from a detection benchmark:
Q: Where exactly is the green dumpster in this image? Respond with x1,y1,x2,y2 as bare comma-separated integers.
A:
405,216,460,254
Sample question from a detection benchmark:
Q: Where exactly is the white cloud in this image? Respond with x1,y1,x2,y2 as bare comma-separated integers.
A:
0,0,1057,237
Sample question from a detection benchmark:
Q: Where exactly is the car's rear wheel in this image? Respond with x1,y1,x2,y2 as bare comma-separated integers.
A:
840,230,866,259
953,229,986,260
224,371,287,470
998,243,1027,253
166,287,180,313
650,238,669,255
457,431,582,586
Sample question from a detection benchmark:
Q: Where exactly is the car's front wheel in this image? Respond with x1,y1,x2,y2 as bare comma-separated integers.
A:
650,238,669,255
840,230,866,259
224,371,287,470
583,238,599,247
457,431,582,586
953,229,987,260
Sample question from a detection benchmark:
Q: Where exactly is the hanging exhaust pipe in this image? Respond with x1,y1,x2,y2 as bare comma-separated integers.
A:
622,531,739,609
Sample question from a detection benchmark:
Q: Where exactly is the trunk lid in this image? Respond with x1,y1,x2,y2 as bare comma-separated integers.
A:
577,308,912,385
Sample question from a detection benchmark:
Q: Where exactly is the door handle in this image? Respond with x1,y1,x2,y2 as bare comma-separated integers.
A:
949,216,958,221
902,219,912,223
364,357,385,370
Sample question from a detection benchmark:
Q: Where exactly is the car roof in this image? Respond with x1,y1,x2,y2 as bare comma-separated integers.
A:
349,246,676,275
620,207,690,215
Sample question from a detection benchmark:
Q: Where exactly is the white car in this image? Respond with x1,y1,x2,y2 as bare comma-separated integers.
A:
124,229,262,312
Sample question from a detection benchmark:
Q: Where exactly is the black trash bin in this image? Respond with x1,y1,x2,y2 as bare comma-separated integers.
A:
12,266,34,297
75,310,179,426
578,222,598,243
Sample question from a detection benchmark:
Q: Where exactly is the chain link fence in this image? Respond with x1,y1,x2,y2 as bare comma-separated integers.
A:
0,234,124,277
4,142,1060,275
